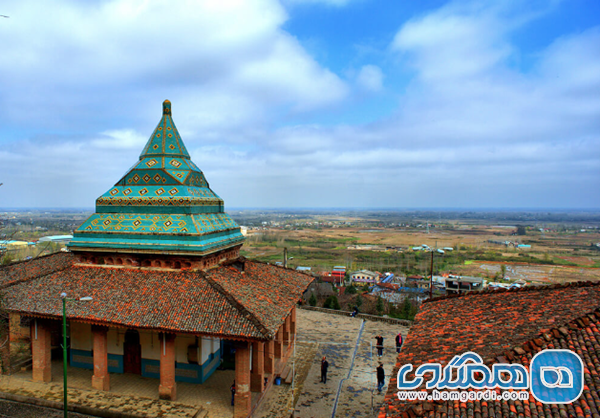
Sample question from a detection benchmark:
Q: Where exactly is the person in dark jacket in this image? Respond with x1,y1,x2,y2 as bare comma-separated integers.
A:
395,332,403,353
321,356,329,383
377,363,385,392
230,380,236,406
375,335,384,357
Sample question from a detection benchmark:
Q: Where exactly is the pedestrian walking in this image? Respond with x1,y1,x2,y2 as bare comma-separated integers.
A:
377,363,385,393
375,334,384,357
230,380,236,406
395,332,403,353
321,356,329,383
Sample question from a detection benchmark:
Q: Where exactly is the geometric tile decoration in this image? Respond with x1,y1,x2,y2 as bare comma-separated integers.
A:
68,100,245,256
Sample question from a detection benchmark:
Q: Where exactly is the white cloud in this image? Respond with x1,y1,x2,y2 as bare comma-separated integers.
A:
356,65,383,92
283,0,353,7
0,1,599,209
0,0,348,131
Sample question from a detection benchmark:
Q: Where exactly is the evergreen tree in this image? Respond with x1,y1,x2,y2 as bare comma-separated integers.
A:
323,295,341,310
401,297,412,319
308,292,317,307
376,295,384,315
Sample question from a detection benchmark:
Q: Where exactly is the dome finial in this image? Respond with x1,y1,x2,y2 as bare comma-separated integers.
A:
163,100,171,115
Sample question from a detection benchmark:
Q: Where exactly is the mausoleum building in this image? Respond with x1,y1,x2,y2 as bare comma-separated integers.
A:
0,101,313,418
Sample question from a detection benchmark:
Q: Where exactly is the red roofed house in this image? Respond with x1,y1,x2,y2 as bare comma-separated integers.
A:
379,282,600,417
0,101,313,418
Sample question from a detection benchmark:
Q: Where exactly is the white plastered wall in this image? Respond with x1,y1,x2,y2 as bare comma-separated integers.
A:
175,334,197,364
107,328,124,355
70,322,92,351
140,330,160,360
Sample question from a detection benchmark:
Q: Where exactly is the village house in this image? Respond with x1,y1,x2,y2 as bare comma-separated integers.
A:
0,100,313,418
350,269,380,284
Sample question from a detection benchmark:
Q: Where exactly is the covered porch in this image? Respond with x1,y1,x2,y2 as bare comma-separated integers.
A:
24,306,297,418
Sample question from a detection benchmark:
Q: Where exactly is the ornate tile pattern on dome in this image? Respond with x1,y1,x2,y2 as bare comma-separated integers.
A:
68,100,244,256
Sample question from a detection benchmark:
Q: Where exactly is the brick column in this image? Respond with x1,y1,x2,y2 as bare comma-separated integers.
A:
159,333,177,401
251,342,265,393
234,342,251,418
290,306,297,336
31,319,51,382
264,340,274,375
91,325,110,391
283,315,291,347
274,326,283,359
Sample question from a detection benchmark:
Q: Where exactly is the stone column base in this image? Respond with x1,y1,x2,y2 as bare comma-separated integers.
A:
32,366,51,383
92,375,110,391
159,384,177,401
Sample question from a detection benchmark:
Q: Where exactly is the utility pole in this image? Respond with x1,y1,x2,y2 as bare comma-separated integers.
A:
429,250,434,299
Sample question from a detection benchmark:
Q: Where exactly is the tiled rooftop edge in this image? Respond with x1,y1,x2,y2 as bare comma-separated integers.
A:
423,280,600,305
380,306,600,418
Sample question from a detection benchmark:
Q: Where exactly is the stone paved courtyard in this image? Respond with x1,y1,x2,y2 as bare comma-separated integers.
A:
254,309,410,418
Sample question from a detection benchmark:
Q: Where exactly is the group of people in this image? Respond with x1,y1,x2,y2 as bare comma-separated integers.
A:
231,331,404,407
318,332,403,394
374,332,403,357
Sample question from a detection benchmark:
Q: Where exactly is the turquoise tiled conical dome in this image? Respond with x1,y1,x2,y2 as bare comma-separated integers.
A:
68,100,245,256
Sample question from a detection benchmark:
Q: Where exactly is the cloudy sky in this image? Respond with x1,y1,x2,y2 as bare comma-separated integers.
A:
1,0,599,209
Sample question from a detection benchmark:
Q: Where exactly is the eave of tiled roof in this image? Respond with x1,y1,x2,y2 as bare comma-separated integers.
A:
380,281,600,418
1,253,313,341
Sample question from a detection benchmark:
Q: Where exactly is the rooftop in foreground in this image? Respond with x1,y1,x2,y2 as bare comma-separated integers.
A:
379,282,600,417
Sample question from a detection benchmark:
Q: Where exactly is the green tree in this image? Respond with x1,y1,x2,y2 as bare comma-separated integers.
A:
516,226,527,235
375,295,384,315
323,295,341,310
500,264,506,280
345,283,357,294
308,292,317,307
401,297,412,319
355,294,363,308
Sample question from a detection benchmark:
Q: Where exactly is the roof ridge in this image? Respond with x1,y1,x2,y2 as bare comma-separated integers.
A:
422,280,600,305
201,269,273,340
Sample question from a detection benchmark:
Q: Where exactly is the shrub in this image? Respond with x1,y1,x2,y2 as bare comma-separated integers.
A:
308,293,317,307
345,284,357,294
323,295,341,310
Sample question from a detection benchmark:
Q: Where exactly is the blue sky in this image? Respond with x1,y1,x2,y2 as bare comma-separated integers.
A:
0,0,599,209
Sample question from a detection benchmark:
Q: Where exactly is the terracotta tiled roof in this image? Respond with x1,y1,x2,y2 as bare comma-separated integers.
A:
1,253,312,340
0,252,72,288
206,259,315,338
380,282,600,418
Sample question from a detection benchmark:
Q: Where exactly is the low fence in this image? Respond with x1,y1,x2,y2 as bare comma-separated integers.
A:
298,305,413,327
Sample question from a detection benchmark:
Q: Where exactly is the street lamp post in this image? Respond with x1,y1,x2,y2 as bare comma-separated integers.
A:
60,293,92,418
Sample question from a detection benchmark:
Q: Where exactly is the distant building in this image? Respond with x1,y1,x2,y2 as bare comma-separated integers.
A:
350,269,380,284
445,276,484,294
38,235,73,244
329,266,345,284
